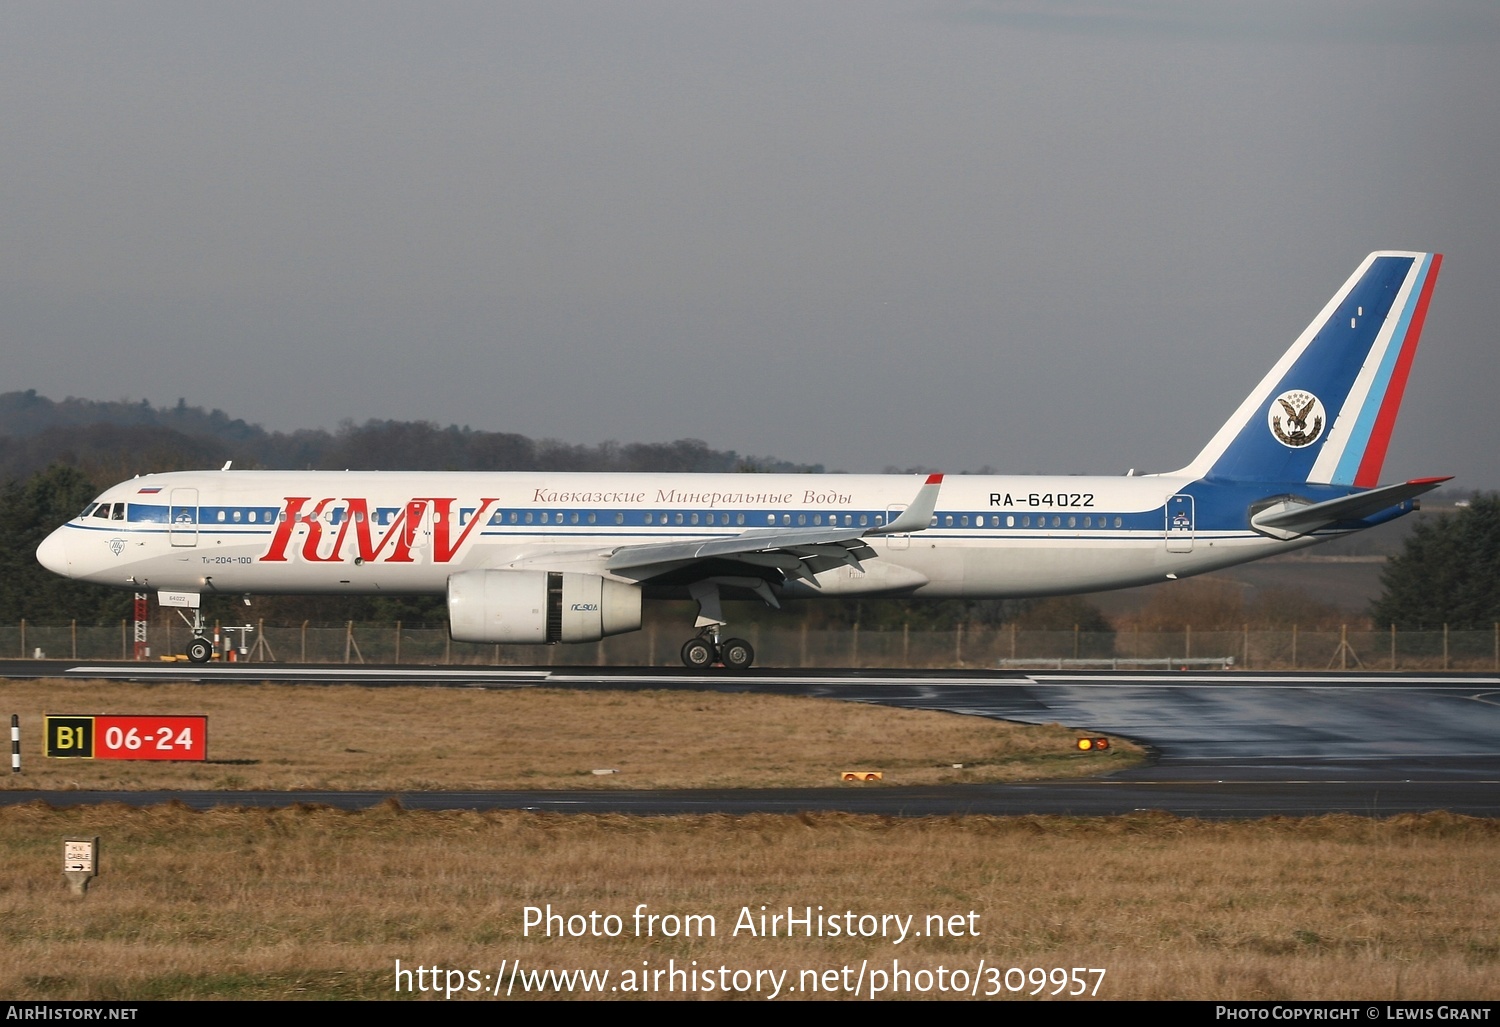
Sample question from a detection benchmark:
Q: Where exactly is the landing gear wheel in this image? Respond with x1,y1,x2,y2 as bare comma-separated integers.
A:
719,637,754,671
681,638,716,669
186,637,213,664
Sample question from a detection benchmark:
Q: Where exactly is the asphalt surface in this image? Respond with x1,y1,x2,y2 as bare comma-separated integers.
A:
4,662,1498,818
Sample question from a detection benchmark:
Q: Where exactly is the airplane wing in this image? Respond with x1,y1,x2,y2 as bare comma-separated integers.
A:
604,474,943,583
1250,476,1451,539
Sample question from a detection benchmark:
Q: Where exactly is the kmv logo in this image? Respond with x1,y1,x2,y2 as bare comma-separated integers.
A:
259,497,498,564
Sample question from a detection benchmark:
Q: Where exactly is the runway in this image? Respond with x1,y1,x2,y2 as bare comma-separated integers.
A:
5,662,1498,817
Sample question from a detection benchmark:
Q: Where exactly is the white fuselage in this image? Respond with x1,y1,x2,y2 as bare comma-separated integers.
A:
38,468,1322,601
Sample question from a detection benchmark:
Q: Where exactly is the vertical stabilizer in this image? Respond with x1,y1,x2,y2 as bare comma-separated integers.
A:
1179,252,1440,485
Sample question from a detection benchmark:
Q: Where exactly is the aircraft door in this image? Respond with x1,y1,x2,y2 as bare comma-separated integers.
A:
1165,494,1194,553
169,488,199,547
884,504,911,549
405,501,433,552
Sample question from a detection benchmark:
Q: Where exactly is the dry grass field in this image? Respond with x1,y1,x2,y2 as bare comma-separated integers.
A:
0,680,1494,1002
0,680,1140,790
0,806,1494,1001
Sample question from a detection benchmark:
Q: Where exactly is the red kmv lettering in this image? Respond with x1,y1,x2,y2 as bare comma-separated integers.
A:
418,497,498,562
259,497,498,564
303,498,413,564
260,498,311,562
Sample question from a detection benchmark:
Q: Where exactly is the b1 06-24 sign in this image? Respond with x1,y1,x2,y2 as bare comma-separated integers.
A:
45,715,207,761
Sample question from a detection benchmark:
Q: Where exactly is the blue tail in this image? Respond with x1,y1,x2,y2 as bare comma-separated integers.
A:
1180,252,1441,486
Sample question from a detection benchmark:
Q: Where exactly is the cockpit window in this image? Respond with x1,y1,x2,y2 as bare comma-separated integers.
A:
111,503,125,520
80,503,97,519
93,504,112,520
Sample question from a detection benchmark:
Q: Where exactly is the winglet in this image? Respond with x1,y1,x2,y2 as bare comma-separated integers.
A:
869,474,943,536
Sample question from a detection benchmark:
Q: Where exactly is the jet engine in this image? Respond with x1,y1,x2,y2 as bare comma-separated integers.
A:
447,569,642,644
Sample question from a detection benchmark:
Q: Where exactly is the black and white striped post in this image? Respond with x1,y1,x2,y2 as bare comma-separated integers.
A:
11,714,19,773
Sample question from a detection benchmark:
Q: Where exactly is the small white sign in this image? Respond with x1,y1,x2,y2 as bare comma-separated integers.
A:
64,838,96,874
157,591,201,609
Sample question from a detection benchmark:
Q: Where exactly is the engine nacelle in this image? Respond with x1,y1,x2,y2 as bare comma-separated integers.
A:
447,569,642,644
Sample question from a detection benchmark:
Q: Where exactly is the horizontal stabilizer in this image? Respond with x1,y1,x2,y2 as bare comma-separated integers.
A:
1250,476,1451,540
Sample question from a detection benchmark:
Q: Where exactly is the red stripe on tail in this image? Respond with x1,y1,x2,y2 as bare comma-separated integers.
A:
1353,254,1442,487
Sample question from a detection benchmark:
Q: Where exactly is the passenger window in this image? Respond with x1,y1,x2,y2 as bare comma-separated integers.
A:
1114,516,1123,528
1067,515,1076,528
1006,515,1015,527
859,514,868,527
960,515,969,527
217,510,226,523
797,513,806,526
737,514,745,525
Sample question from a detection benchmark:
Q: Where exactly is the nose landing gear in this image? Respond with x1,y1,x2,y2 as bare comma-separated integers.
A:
186,636,214,664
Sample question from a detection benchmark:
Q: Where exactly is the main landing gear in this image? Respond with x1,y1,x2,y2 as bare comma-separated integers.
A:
680,628,754,671
676,578,768,670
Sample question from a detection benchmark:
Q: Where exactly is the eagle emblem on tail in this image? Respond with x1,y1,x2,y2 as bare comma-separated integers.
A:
1268,390,1325,447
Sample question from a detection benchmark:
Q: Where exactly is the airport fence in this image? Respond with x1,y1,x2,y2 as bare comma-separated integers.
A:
4,620,1499,671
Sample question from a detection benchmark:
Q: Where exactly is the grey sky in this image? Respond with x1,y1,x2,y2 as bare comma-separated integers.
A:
2,1,1496,483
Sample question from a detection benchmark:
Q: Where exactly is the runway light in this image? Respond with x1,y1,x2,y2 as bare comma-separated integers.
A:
841,771,883,782
1076,737,1109,752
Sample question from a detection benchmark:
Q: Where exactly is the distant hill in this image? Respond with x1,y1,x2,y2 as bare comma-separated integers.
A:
0,390,821,481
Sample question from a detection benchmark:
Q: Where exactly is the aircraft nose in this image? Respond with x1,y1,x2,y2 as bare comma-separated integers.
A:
36,528,72,577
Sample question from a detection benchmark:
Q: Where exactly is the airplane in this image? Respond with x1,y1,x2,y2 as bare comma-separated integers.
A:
36,250,1446,669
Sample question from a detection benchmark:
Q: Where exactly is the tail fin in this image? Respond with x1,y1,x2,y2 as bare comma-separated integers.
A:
1179,251,1441,486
